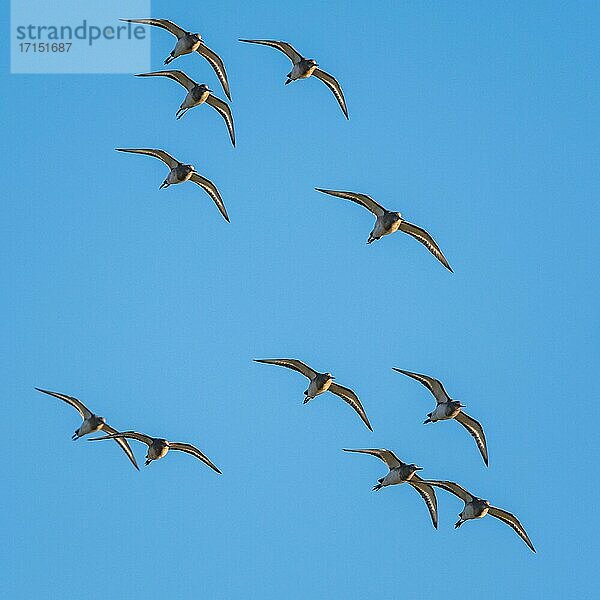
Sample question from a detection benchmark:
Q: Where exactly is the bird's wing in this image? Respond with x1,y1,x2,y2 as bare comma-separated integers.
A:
312,68,348,119
410,476,439,529
253,358,317,380
135,69,196,91
120,19,186,39
100,424,140,471
342,448,402,469
425,480,474,503
455,411,489,466
239,39,303,63
115,148,179,169
206,94,236,146
398,221,453,272
329,383,373,431
315,188,386,217
488,506,536,553
35,387,92,420
189,173,230,222
88,430,153,446
196,44,231,101
169,442,222,474
391,369,451,404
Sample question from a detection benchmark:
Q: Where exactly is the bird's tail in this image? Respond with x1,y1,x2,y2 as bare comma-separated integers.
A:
454,519,464,529
423,418,432,424
372,478,385,491
285,78,292,85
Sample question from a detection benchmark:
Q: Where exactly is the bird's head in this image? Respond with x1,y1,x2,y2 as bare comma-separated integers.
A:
183,164,195,174
410,464,423,473
198,84,212,93
190,33,202,43
308,59,318,67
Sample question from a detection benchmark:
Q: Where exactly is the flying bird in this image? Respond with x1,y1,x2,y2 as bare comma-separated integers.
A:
239,39,348,118
343,448,438,528
35,388,139,470
135,70,235,146
423,480,535,552
315,188,452,271
393,369,488,466
89,431,221,473
254,358,372,431
115,148,229,222
121,19,231,100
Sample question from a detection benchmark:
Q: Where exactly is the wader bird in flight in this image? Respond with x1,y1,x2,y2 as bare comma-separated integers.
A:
254,358,372,431
115,148,230,222
315,188,453,271
90,431,221,473
239,39,348,118
393,369,488,466
135,70,235,146
424,480,535,552
121,19,231,100
344,448,438,528
35,388,139,470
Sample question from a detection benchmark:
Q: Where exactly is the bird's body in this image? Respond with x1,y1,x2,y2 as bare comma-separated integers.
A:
393,368,488,465
343,448,438,528
305,371,334,400
288,59,318,82
115,148,229,222
424,480,535,552
239,39,348,118
121,19,231,100
315,189,453,271
171,33,203,59
254,358,372,430
35,388,139,470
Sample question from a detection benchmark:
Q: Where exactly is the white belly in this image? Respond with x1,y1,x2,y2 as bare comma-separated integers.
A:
173,38,199,57
308,378,330,397
382,470,407,487
462,503,489,520
431,404,451,422
79,419,101,436
167,169,192,184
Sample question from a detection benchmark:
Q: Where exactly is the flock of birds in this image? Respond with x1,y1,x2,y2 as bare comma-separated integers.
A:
37,16,535,554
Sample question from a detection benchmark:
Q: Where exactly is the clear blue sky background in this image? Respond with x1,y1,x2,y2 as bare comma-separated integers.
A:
2,1,599,598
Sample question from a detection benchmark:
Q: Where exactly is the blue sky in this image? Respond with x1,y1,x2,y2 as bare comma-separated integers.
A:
2,1,599,598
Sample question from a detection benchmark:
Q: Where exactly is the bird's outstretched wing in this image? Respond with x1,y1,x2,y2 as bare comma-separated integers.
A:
424,480,475,504
342,448,402,469
169,442,222,474
455,411,489,466
89,430,154,447
392,369,451,404
35,387,93,420
312,69,348,119
196,44,231,101
189,173,229,222
488,506,536,553
410,475,439,529
315,188,386,217
239,39,303,64
329,383,373,431
120,19,186,39
115,148,180,169
254,358,317,380
206,95,236,146
100,424,140,471
398,221,453,272
135,69,197,91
